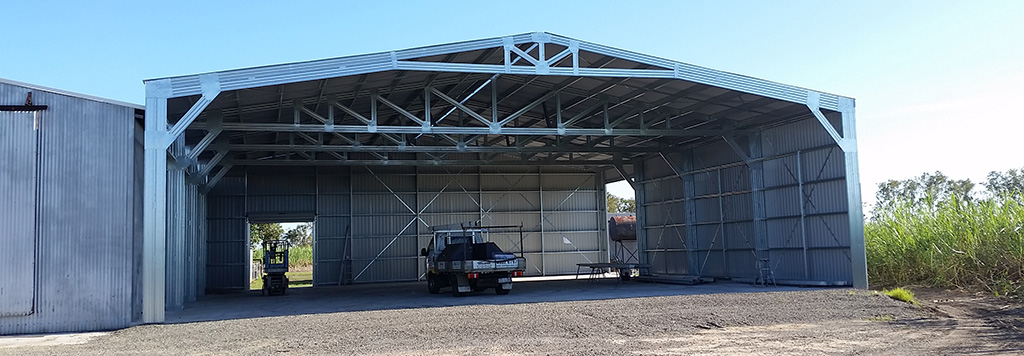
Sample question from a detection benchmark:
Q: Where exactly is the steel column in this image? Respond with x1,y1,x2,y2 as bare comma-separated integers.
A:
165,138,186,311
797,150,809,279
679,151,700,275
839,98,867,289
142,84,169,323
634,159,648,268
748,133,768,274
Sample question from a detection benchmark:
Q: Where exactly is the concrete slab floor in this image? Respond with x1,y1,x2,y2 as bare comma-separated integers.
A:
166,277,820,324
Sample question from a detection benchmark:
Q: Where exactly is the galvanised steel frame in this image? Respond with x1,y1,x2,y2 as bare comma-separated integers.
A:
142,32,863,323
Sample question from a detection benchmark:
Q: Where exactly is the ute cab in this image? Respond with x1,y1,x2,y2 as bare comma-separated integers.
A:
421,229,485,263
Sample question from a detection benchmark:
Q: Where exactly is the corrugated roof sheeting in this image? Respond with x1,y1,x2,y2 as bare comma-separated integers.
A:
0,81,138,334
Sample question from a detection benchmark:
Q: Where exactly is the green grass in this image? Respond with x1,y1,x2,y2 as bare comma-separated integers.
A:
253,244,314,269
868,314,895,322
250,270,313,290
866,195,1024,297
883,287,919,305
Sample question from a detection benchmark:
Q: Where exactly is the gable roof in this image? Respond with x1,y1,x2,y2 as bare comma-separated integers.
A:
146,32,849,111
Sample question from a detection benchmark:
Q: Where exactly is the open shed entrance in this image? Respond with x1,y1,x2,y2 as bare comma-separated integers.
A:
248,220,315,292
141,32,865,322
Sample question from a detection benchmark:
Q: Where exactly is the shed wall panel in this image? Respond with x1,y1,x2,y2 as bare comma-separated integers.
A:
0,112,36,317
205,176,248,291
638,117,855,286
0,82,138,334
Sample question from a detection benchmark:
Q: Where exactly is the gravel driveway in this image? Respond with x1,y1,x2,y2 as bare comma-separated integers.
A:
2,282,1021,355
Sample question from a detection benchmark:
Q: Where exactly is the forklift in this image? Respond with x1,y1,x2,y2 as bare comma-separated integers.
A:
261,239,290,296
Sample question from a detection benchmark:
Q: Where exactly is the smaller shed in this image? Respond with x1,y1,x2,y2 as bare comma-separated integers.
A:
0,78,143,335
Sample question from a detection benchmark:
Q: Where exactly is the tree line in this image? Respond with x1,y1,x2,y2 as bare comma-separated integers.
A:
872,167,1024,216
250,222,312,248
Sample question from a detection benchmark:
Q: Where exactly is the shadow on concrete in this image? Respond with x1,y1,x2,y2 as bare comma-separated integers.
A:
166,277,814,324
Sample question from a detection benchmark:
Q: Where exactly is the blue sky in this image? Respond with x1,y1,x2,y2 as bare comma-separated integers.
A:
4,1,1022,203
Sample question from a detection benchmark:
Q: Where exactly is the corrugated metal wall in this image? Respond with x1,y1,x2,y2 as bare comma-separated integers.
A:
163,170,208,309
0,82,139,334
639,117,854,286
205,176,248,291
204,166,605,287
760,118,852,284
0,111,37,317
165,139,186,310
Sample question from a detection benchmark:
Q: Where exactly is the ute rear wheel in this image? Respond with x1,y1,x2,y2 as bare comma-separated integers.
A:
495,284,511,295
427,273,441,294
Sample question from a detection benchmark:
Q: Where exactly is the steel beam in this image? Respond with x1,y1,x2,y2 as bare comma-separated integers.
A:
166,74,221,147
228,159,615,166
202,164,233,193
186,114,221,163
225,143,658,154
748,132,769,277
807,91,852,152
190,122,743,137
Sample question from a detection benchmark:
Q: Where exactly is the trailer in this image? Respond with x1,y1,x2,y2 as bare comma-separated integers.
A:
421,225,526,296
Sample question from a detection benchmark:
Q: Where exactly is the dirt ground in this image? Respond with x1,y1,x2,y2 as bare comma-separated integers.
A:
1,284,1022,355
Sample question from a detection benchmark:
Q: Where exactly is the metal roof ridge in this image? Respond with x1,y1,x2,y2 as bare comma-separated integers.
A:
144,31,853,105
142,32,539,83
542,32,854,101
0,77,144,109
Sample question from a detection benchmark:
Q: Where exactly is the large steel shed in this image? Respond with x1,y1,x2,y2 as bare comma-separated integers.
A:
141,32,865,323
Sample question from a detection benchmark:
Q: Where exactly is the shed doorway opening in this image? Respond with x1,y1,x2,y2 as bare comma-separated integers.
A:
249,221,315,292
